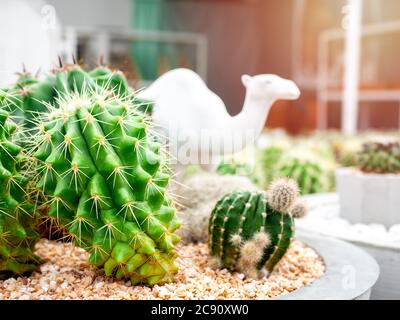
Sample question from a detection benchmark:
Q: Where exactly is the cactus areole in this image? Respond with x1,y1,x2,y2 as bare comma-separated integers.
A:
31,87,181,286
208,179,306,278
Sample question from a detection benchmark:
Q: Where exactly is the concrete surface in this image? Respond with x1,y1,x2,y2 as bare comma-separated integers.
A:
277,231,380,300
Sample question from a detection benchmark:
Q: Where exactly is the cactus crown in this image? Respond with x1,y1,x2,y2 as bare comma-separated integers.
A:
0,108,41,279
29,77,180,285
208,178,307,279
357,140,400,174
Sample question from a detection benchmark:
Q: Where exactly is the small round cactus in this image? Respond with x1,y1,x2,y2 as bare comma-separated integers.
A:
357,140,400,174
276,151,333,195
290,200,308,219
1,62,153,131
0,108,41,279
260,145,334,195
208,178,307,278
216,161,259,184
267,177,298,212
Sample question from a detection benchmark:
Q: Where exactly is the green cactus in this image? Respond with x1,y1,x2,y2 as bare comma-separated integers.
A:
1,63,152,131
0,108,41,279
208,178,306,278
259,144,286,187
333,138,362,168
216,161,259,184
30,87,180,285
357,141,400,174
0,71,57,128
276,151,333,195
88,65,153,114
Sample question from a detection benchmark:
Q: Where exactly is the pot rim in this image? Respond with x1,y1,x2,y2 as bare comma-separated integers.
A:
336,167,400,178
276,232,380,300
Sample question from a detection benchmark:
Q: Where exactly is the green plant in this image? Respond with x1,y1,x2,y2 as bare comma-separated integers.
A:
331,137,362,168
0,108,41,279
0,71,57,128
208,178,306,278
216,161,259,184
357,141,400,174
259,145,285,186
30,86,181,285
1,62,153,131
276,150,333,195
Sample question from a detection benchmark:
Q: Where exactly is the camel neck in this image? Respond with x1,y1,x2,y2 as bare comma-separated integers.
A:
222,93,274,154
232,94,273,134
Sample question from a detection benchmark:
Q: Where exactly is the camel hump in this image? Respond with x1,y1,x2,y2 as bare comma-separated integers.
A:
156,68,206,88
138,68,209,101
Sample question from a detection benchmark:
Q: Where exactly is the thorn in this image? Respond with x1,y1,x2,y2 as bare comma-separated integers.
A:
72,53,77,65
58,55,63,69
99,55,105,66
35,67,42,79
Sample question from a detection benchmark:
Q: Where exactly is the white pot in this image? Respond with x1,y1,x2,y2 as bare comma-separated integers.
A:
336,168,400,228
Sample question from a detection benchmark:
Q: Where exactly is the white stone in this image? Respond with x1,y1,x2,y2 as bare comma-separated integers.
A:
297,192,400,300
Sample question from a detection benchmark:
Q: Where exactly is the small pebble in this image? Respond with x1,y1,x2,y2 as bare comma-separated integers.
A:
0,239,324,300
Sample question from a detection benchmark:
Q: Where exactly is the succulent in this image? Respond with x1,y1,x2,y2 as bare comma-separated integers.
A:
216,161,259,184
1,63,153,130
331,137,362,168
357,141,400,174
0,108,41,279
276,150,333,195
0,70,57,129
30,85,181,285
208,178,307,278
173,172,257,243
259,145,285,187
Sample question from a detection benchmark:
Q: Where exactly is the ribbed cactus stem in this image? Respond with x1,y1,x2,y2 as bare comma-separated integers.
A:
209,178,307,278
267,178,298,212
0,108,41,279
30,87,180,285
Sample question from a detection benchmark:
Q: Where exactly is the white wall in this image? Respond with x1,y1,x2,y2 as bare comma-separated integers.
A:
46,0,132,29
0,0,61,85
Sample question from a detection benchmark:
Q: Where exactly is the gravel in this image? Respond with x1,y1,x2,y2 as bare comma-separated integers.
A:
0,239,325,300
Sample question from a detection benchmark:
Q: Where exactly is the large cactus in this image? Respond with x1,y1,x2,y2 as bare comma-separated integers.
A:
1,62,152,130
208,178,307,278
30,86,180,285
0,108,41,279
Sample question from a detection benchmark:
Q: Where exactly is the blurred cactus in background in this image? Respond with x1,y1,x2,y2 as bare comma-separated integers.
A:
357,140,400,174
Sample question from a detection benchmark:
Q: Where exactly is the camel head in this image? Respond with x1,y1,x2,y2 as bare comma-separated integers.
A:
241,74,300,102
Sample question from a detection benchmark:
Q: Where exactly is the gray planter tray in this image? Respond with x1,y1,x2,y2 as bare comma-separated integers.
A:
277,232,380,300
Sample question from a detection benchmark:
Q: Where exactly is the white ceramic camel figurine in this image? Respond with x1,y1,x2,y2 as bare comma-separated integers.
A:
138,68,300,174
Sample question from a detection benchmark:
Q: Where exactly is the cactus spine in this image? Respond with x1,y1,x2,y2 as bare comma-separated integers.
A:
208,178,306,278
0,108,41,279
30,85,180,285
1,62,152,130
